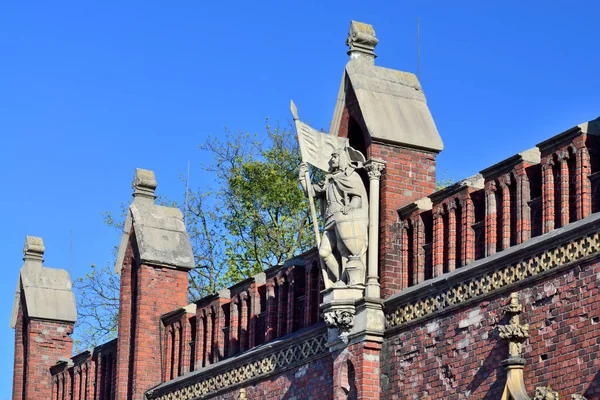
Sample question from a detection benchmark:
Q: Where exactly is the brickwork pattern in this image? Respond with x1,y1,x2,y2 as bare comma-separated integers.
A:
381,258,600,400
146,332,329,400
115,232,190,400
15,308,74,400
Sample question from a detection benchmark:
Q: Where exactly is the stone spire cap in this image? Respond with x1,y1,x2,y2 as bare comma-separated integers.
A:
115,168,195,273
347,21,378,63
330,21,443,153
11,236,77,328
132,168,157,201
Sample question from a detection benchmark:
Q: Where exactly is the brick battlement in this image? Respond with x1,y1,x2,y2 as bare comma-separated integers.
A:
50,339,117,399
159,249,323,384
395,118,600,292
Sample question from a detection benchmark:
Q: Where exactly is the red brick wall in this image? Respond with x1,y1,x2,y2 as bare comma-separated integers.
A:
115,232,190,400
333,342,382,400
369,143,437,299
334,83,439,299
381,258,600,399
12,301,25,400
20,317,74,400
217,355,333,400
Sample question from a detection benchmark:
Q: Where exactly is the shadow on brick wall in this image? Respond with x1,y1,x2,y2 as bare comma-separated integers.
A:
583,369,600,399
465,340,507,399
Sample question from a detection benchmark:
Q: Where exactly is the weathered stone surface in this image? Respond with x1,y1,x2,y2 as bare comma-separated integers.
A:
10,236,76,328
115,168,195,272
330,61,443,152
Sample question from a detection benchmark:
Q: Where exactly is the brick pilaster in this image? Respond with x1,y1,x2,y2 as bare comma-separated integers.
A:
485,182,498,256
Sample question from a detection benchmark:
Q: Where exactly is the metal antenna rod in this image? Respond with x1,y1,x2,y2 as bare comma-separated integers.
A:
184,160,190,222
69,230,73,275
417,17,421,81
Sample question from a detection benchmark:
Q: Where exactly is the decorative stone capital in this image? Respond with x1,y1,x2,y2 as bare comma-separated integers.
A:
364,159,385,181
446,201,458,211
485,180,498,195
499,173,512,188
324,309,355,333
346,21,378,63
132,168,157,201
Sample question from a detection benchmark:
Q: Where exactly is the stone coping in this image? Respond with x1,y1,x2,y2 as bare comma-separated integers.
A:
384,210,600,334
146,323,327,399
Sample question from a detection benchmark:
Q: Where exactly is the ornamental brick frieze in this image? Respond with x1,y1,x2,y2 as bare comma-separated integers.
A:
146,327,327,400
385,214,600,330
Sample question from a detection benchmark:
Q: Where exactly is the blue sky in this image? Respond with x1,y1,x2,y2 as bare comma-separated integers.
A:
1,1,599,396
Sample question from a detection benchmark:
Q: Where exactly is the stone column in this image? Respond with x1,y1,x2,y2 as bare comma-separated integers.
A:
364,159,385,298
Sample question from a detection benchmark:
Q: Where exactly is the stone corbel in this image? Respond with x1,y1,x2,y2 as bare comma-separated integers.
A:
324,308,356,341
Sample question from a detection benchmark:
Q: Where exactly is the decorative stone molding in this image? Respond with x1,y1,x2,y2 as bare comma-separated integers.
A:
146,328,327,400
385,221,600,330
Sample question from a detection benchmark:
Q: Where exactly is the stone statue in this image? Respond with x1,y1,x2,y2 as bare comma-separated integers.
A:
299,145,368,286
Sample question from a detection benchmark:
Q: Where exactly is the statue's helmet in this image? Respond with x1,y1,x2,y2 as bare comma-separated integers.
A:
331,145,366,170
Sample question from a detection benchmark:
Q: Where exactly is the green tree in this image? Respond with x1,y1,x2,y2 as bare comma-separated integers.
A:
73,122,316,349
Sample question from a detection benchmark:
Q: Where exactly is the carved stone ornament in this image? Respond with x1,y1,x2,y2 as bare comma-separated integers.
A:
364,159,385,180
498,294,588,400
324,309,355,333
346,20,378,58
534,387,560,400
298,145,369,287
500,293,531,400
498,293,529,358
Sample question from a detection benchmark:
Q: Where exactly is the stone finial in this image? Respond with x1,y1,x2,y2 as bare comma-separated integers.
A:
499,292,529,358
346,21,378,64
132,168,157,202
23,236,44,263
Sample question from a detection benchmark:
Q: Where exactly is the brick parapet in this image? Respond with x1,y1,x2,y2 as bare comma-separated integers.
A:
49,338,117,400
145,325,330,400
392,124,600,296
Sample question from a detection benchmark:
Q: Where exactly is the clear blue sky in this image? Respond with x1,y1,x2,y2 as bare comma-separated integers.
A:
1,1,599,396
